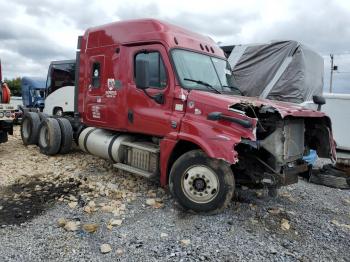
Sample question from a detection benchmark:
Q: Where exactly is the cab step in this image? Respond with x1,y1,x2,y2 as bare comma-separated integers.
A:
113,163,156,179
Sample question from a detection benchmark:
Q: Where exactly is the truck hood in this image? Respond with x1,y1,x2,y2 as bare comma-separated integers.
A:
187,90,325,118
182,90,336,163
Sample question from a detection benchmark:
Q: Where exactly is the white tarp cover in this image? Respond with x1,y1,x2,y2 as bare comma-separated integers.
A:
228,41,324,103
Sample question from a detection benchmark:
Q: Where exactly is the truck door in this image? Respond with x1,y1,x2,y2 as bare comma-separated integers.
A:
126,44,177,136
85,55,109,125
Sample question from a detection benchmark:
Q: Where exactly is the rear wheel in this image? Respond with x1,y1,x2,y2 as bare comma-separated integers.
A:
38,118,62,156
169,150,235,214
20,112,41,145
38,112,48,122
56,117,73,154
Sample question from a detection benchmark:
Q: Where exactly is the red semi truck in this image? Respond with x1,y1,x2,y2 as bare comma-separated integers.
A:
20,19,336,213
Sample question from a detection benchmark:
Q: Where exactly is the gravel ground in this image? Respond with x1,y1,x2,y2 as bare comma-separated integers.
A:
0,127,349,261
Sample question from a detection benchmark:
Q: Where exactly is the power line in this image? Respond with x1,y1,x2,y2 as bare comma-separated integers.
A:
323,52,350,56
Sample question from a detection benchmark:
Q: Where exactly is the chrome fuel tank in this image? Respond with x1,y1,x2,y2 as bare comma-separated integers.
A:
78,127,134,162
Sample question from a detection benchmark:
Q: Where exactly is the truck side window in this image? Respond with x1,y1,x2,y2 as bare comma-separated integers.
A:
91,62,101,88
135,52,167,89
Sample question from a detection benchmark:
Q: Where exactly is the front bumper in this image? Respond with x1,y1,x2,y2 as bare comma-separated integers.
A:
280,163,308,185
262,162,308,187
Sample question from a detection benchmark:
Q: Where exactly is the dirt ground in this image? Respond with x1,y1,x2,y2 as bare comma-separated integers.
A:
0,127,349,261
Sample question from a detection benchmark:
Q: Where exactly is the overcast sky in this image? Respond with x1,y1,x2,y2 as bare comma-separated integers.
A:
0,0,350,93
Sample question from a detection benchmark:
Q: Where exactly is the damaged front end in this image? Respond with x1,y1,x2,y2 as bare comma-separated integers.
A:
231,102,335,189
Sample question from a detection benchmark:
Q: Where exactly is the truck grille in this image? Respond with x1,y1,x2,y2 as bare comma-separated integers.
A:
260,119,305,164
283,119,305,161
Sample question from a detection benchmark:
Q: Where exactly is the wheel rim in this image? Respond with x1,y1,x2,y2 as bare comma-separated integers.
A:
181,165,219,204
55,109,63,116
22,118,31,139
39,125,49,147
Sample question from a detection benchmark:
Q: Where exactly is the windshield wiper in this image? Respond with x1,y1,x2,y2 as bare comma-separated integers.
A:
222,85,243,96
184,78,221,94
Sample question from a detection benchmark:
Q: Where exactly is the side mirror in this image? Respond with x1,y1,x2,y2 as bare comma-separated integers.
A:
313,95,326,111
313,95,325,105
135,59,150,89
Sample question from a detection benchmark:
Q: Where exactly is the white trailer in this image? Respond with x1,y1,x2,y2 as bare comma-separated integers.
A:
42,59,76,116
43,85,75,116
322,93,350,151
321,93,350,165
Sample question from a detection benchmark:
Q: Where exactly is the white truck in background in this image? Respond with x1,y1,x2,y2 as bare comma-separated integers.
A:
18,60,75,120
321,93,350,165
0,61,15,144
43,60,75,116
43,85,74,116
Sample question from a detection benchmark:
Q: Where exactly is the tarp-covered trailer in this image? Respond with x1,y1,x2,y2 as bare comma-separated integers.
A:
222,41,324,103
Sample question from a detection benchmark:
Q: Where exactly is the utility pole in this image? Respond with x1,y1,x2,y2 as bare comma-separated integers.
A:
329,54,338,93
330,54,334,93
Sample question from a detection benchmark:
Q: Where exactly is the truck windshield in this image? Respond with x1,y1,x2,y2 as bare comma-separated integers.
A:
171,49,241,94
46,62,75,96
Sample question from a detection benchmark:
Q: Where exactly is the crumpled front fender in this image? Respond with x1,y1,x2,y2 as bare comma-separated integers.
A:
178,116,257,164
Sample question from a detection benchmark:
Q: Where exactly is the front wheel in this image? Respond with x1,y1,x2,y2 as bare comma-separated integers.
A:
169,150,235,214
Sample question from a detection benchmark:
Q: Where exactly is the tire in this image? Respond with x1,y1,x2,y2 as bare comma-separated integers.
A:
53,107,63,116
169,150,235,214
38,112,49,122
38,118,62,156
20,112,41,145
56,117,73,154
22,108,30,114
310,172,350,189
74,125,85,145
0,131,8,143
